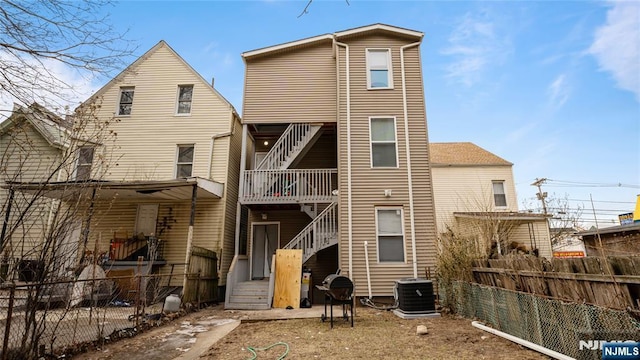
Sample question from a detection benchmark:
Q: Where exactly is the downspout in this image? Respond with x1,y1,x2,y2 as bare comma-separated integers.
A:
400,41,421,278
182,183,198,297
207,131,233,179
334,39,353,278
234,124,248,256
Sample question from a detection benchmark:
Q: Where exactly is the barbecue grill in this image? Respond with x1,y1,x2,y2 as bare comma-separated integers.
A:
316,272,354,328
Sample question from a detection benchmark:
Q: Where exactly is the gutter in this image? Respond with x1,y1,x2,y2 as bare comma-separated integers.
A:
208,131,233,179
400,41,421,278
334,39,353,279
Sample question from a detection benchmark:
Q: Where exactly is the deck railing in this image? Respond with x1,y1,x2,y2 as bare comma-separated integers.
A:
240,168,337,204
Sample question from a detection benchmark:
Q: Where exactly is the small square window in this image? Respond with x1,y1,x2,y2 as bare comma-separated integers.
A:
177,85,193,114
76,146,94,180
118,87,134,116
493,181,507,207
370,117,398,168
376,208,405,262
176,145,194,178
367,49,393,89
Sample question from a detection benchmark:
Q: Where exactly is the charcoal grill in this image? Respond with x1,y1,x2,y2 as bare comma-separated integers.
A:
316,272,354,328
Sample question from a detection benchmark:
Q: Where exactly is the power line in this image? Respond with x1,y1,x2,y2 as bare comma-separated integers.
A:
545,179,640,189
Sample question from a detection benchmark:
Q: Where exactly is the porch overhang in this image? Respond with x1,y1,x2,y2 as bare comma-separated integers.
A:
3,177,224,201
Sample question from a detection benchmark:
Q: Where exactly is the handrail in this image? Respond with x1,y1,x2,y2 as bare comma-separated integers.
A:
241,168,337,204
283,202,338,263
256,123,320,170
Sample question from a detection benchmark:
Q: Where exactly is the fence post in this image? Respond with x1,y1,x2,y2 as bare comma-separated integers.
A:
2,284,15,360
135,256,143,328
195,270,201,309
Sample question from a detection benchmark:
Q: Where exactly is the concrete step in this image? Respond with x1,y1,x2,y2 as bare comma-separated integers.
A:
225,302,270,310
230,294,269,304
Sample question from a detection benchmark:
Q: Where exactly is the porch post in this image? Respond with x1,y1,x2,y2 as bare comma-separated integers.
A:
234,124,248,256
182,183,198,297
78,187,97,266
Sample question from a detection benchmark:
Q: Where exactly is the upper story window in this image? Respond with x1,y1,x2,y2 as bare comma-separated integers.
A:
176,85,194,115
176,144,194,178
369,117,398,168
366,49,393,89
493,181,507,207
75,146,94,180
118,87,134,116
376,207,405,262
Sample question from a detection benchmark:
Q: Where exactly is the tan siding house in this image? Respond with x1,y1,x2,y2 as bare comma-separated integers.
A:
430,142,552,258
227,24,438,309
4,42,241,301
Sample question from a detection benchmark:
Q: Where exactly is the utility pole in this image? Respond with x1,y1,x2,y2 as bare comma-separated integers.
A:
531,178,548,216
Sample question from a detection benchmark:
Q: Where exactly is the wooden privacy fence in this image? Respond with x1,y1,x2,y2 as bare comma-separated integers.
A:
183,246,218,305
472,256,640,310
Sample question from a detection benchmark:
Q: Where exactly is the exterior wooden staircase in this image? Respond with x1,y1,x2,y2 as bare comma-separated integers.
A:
283,202,338,264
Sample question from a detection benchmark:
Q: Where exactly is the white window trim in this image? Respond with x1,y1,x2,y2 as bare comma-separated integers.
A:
369,116,399,169
175,144,195,178
366,48,394,90
492,180,508,208
375,207,406,264
175,84,194,116
117,87,134,116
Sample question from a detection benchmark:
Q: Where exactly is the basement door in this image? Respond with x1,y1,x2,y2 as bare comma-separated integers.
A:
251,223,279,280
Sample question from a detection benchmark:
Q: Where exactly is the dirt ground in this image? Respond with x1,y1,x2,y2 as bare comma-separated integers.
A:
206,307,548,360
71,304,549,360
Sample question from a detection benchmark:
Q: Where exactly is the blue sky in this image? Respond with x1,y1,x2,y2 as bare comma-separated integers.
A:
21,1,640,227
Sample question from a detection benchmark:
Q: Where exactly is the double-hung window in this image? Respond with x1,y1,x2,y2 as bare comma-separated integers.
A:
118,87,134,116
176,145,194,178
177,85,194,115
370,117,398,168
492,181,507,207
376,208,405,262
366,49,393,89
75,146,95,180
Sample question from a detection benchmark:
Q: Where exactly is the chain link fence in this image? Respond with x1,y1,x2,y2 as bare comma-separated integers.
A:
441,281,640,360
0,269,215,360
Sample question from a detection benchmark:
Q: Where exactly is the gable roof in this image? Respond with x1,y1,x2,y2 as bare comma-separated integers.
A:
0,103,71,149
81,41,238,117
430,142,512,167
242,23,423,60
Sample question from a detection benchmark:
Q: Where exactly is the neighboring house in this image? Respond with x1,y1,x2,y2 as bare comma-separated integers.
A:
225,24,438,309
578,223,640,257
430,142,552,258
0,103,79,278
4,41,242,300
551,228,586,258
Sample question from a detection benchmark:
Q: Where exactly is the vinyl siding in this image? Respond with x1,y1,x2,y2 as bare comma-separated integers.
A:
337,35,437,296
431,165,518,232
91,44,234,182
0,122,63,259
220,116,243,285
243,42,336,124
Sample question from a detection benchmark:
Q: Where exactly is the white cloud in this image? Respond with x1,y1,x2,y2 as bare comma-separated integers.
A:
0,53,99,120
441,12,512,87
547,74,570,108
588,0,640,101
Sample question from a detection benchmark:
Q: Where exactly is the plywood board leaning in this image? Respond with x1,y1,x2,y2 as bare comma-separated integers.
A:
273,249,302,309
